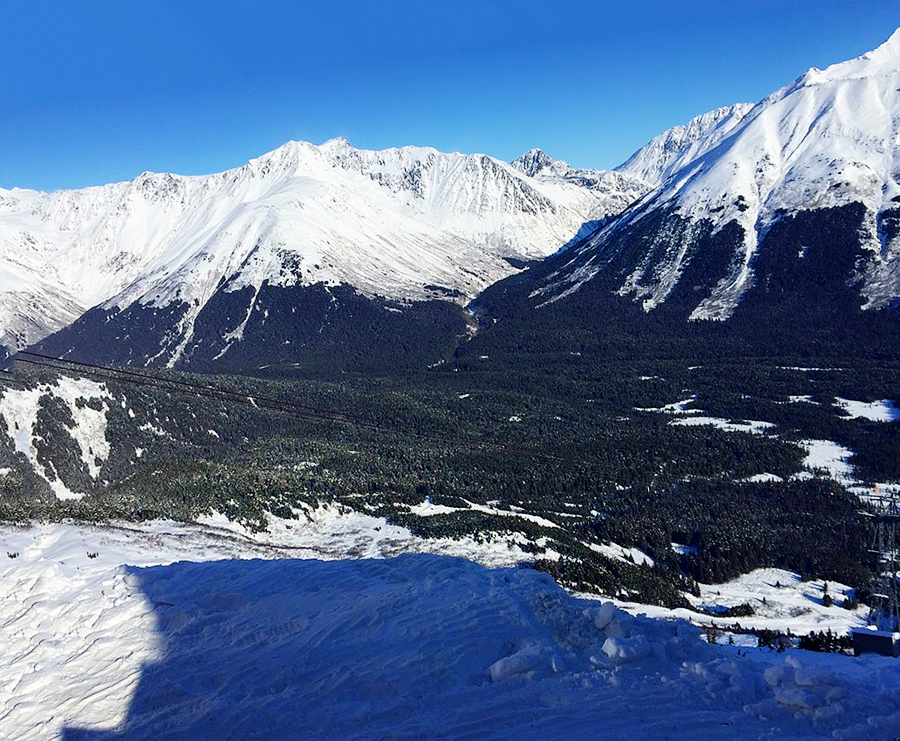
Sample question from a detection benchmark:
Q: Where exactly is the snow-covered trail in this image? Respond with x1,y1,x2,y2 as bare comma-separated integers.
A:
1,522,899,741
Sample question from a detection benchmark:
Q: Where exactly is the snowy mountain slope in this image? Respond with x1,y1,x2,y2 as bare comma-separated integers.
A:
102,139,601,313
0,178,207,350
511,149,650,222
528,29,900,322
0,375,113,501
509,103,753,223
0,140,605,358
615,103,754,188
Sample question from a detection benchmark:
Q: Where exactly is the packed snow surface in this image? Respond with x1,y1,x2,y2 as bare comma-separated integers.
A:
2,520,900,741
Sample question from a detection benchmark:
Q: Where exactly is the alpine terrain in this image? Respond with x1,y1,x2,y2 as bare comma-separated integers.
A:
2,27,900,741
472,29,900,363
4,102,766,373
2,139,612,372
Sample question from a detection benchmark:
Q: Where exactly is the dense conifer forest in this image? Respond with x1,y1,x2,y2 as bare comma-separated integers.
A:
0,336,893,607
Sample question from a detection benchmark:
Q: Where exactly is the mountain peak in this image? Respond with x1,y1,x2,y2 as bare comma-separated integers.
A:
797,27,900,87
320,136,352,150
861,26,900,64
510,148,560,178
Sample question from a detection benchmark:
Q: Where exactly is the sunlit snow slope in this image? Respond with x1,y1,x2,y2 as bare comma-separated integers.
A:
0,140,603,356
3,522,900,741
534,29,900,320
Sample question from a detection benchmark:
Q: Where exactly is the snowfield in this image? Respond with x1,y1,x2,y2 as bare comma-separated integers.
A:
2,520,899,741
835,398,900,423
617,567,869,640
799,439,856,483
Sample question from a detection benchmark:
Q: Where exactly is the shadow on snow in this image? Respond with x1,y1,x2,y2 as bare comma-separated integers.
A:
62,553,591,741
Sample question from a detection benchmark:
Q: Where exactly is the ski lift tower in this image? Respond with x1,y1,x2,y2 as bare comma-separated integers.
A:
852,486,900,657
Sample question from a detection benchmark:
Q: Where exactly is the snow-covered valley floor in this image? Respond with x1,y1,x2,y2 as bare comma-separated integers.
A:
2,520,899,741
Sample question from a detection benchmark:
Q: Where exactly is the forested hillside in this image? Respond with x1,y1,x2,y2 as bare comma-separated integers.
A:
0,350,891,606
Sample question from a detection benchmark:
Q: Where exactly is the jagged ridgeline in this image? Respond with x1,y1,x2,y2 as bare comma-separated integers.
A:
0,357,883,605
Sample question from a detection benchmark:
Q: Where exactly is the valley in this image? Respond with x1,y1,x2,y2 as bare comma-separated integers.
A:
2,24,900,741
0,347,891,611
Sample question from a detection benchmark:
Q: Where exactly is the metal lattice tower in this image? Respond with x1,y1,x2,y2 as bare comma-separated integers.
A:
866,487,900,632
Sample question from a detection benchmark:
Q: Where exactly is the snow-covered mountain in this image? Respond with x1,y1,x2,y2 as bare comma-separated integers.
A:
511,149,650,223
615,103,754,188
527,30,900,323
15,30,900,370
509,103,754,223
1,139,608,363
34,113,773,371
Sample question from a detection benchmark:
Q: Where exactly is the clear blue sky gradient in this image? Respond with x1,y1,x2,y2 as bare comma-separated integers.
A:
2,1,898,191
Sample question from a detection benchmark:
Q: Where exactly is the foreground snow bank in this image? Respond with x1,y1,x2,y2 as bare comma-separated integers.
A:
58,555,705,740
2,522,900,741
0,526,160,740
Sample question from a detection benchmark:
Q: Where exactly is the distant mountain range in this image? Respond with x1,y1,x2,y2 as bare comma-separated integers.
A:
0,140,599,366
11,105,749,371
6,29,900,371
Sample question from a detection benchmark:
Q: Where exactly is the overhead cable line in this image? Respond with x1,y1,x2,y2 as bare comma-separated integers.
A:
14,352,569,464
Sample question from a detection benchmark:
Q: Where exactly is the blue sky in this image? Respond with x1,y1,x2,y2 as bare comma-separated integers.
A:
2,1,898,191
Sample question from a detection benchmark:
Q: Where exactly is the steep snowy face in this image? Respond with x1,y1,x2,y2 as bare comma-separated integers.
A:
666,30,900,229
0,141,602,353
310,138,597,261
651,29,900,317
539,29,900,320
0,175,226,350
511,149,573,179
615,104,754,188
